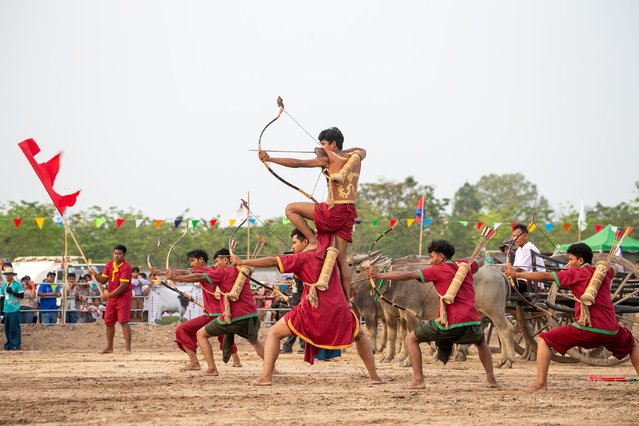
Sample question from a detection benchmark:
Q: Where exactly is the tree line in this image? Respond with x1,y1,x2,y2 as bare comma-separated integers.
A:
2,174,637,267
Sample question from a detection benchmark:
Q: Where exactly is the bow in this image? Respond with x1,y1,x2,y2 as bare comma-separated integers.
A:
146,232,208,312
258,96,318,203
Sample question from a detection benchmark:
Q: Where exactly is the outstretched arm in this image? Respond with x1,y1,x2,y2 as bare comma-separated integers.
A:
231,255,278,268
165,271,208,283
504,267,553,282
259,151,329,169
366,267,421,282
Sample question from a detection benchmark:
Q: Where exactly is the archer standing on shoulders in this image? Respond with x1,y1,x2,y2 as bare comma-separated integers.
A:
89,244,133,354
259,127,365,302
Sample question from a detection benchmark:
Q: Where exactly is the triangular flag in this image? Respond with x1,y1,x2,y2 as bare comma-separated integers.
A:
191,220,199,229
249,218,256,224
371,220,380,227
354,220,362,225
563,223,571,232
209,219,218,228
95,217,106,228
476,222,484,230
13,218,22,228
415,195,424,224
229,219,236,227
494,223,503,229
174,220,182,228
511,223,517,230
595,224,603,233
545,223,554,233
154,220,164,229
527,223,537,233
424,218,433,227
116,218,125,229
406,218,415,227
389,219,398,228
458,221,468,227
282,218,291,225
35,217,45,229
135,219,144,228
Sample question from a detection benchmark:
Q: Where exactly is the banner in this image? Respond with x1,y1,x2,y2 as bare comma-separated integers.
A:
147,284,204,324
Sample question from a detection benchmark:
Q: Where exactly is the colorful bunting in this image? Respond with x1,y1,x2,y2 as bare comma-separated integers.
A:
282,218,291,225
406,218,415,227
511,223,517,230
174,220,182,228
116,218,125,229
355,220,363,225
389,219,398,228
371,220,380,227
528,223,537,233
229,219,236,227
595,224,603,233
249,218,256,224
135,219,144,228
545,223,554,233
95,217,106,228
476,222,484,230
191,220,199,229
424,218,433,227
14,218,22,228
563,223,571,232
154,220,164,229
35,217,45,229
459,221,468,227
209,219,217,228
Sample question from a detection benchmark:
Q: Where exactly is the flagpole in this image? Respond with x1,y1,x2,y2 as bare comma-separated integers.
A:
62,223,68,324
418,190,425,256
246,191,251,258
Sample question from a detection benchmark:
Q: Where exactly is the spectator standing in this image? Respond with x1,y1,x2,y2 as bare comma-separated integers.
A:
64,273,78,324
76,274,95,323
511,224,546,293
1,267,23,350
38,272,60,324
19,276,36,324
130,267,149,322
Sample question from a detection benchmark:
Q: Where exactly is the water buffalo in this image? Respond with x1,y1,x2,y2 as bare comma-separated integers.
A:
349,253,516,368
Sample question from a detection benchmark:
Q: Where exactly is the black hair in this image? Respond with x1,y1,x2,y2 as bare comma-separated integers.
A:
132,266,140,273
213,248,230,260
513,224,528,234
318,127,344,150
427,240,455,260
113,244,127,254
21,276,30,282
187,249,209,263
67,273,76,279
139,272,147,279
290,228,308,243
47,271,56,277
567,243,593,265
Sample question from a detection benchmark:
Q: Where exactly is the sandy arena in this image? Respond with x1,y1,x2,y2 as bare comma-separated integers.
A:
1,323,638,425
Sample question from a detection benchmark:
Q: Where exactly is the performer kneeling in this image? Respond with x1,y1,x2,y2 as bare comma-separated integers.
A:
231,229,382,386
505,243,639,391
167,248,264,376
367,240,497,390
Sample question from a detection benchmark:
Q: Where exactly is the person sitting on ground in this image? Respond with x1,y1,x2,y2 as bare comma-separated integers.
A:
367,239,497,390
505,242,639,391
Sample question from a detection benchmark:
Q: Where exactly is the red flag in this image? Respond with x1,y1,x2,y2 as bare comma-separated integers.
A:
116,218,125,229
389,219,398,228
209,219,218,228
595,224,603,233
563,223,571,232
18,138,80,216
415,195,424,224
476,222,484,230
14,218,22,228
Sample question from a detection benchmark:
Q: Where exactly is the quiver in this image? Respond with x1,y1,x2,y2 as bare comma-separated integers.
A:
329,151,362,186
307,247,339,308
578,260,610,327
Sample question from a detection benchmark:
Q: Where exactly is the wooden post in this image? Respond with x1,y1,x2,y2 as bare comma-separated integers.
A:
62,223,68,324
418,190,425,256
246,192,251,258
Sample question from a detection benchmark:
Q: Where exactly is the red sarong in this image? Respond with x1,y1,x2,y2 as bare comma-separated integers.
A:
540,324,635,360
277,250,359,364
175,315,237,354
314,202,357,242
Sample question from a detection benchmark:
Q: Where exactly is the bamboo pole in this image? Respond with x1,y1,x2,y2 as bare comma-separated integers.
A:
418,190,425,256
246,192,251,258
62,224,68,324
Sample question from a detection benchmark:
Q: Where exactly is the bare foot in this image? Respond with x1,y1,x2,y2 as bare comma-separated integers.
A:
233,363,242,368
487,380,499,388
370,376,383,385
202,369,219,376
123,350,132,354
406,379,426,389
523,382,547,392
99,348,113,354
251,376,272,386
179,363,201,371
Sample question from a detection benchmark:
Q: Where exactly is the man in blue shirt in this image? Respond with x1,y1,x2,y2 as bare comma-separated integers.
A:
1,267,24,350
38,272,60,324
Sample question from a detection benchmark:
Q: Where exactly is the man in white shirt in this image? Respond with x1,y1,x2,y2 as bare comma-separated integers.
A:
511,224,546,292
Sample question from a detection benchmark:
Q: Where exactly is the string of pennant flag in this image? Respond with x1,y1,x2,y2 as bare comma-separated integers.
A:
0,216,623,234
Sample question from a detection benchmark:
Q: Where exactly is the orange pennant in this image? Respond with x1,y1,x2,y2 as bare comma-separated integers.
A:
154,220,164,229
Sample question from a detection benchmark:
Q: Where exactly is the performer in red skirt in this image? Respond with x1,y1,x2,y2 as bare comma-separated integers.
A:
172,249,241,372
506,243,639,391
231,229,381,386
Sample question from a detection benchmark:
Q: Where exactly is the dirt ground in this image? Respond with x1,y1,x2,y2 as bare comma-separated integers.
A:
1,323,638,425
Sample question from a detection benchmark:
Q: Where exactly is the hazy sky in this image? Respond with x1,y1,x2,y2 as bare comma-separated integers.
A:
2,1,638,224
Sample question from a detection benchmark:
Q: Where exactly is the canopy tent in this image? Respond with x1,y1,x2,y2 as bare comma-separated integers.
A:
559,225,639,253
